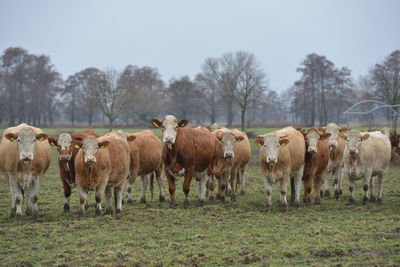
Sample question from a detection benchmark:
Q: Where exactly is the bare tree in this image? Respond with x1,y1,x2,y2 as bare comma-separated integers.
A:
95,68,129,131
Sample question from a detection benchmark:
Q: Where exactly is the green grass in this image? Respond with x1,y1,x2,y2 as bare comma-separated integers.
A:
0,128,399,266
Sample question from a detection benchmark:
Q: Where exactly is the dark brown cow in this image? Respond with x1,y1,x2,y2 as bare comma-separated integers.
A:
299,128,330,204
48,129,99,212
151,115,216,208
389,130,400,151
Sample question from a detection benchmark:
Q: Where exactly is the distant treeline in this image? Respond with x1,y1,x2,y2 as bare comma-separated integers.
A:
0,47,399,130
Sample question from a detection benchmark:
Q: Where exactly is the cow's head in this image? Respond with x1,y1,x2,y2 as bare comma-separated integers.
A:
389,131,400,150
255,133,289,165
48,133,80,163
151,115,188,148
324,123,349,151
300,128,330,154
74,137,110,166
215,130,244,158
5,127,48,164
344,130,369,156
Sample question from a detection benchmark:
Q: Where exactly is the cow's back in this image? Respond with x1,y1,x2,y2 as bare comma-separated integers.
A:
176,127,216,172
129,130,162,175
360,132,391,171
232,130,251,169
276,126,305,172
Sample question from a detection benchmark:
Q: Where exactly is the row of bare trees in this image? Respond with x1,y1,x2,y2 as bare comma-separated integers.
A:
0,46,399,129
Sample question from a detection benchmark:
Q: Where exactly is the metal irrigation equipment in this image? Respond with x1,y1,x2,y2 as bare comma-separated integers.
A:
343,100,400,130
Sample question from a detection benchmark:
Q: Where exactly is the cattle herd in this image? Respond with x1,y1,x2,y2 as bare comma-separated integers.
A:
0,116,396,220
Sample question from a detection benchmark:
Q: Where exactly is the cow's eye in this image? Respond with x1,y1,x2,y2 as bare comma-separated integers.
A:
17,139,21,143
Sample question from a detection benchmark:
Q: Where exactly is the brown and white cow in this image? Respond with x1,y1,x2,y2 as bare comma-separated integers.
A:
209,128,251,201
343,130,391,204
48,129,99,212
74,132,132,216
124,130,164,204
0,123,51,219
255,126,305,212
321,123,348,199
299,128,330,204
151,115,216,208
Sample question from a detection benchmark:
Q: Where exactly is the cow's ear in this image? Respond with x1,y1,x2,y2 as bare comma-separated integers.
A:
362,134,370,141
339,127,350,133
36,133,48,141
98,141,110,149
320,133,331,140
5,133,17,142
178,120,188,128
255,136,264,147
279,138,289,147
296,127,303,133
127,135,136,142
151,119,163,128
48,137,58,146
235,135,245,142
71,140,82,149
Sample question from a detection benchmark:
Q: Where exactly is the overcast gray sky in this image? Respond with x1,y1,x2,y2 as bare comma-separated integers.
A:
1,0,399,91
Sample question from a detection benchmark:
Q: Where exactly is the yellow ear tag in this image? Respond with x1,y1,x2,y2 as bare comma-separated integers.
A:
74,145,80,149
39,137,45,141
281,143,286,147
256,142,262,147
99,145,105,149
9,138,14,142
152,122,159,127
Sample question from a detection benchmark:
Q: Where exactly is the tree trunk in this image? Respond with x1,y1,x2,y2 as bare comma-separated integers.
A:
241,108,246,131
226,99,233,127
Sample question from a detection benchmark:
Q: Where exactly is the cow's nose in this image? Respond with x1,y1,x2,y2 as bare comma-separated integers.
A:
21,153,33,161
224,152,234,158
164,136,174,143
308,147,317,153
266,157,277,163
349,148,358,154
60,155,70,161
329,141,337,148
85,156,96,165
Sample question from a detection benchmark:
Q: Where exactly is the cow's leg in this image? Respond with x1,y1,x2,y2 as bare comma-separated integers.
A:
27,176,40,218
279,175,289,212
303,172,313,205
62,178,72,212
292,168,303,207
263,175,273,212
165,169,176,208
114,182,124,214
290,176,295,204
362,170,372,205
139,175,148,204
197,172,208,206
217,173,229,202
207,175,216,201
369,175,376,202
9,176,23,219
77,185,88,217
95,177,108,216
314,172,324,204
348,178,355,204
239,167,246,196
377,172,385,204
127,171,138,204
104,186,113,215
8,175,16,218
229,169,238,201
155,169,165,202
333,167,342,199
182,168,194,209
323,170,331,198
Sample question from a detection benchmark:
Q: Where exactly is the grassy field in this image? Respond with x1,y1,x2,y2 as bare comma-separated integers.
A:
0,128,399,266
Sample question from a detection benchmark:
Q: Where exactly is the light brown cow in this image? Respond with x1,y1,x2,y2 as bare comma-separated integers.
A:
0,123,51,219
343,130,391,204
151,115,216,208
209,128,251,201
125,130,164,204
299,128,330,204
74,132,132,216
48,129,99,212
321,123,348,199
255,126,305,212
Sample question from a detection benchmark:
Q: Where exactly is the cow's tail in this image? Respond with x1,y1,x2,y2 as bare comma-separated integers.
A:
150,172,155,199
